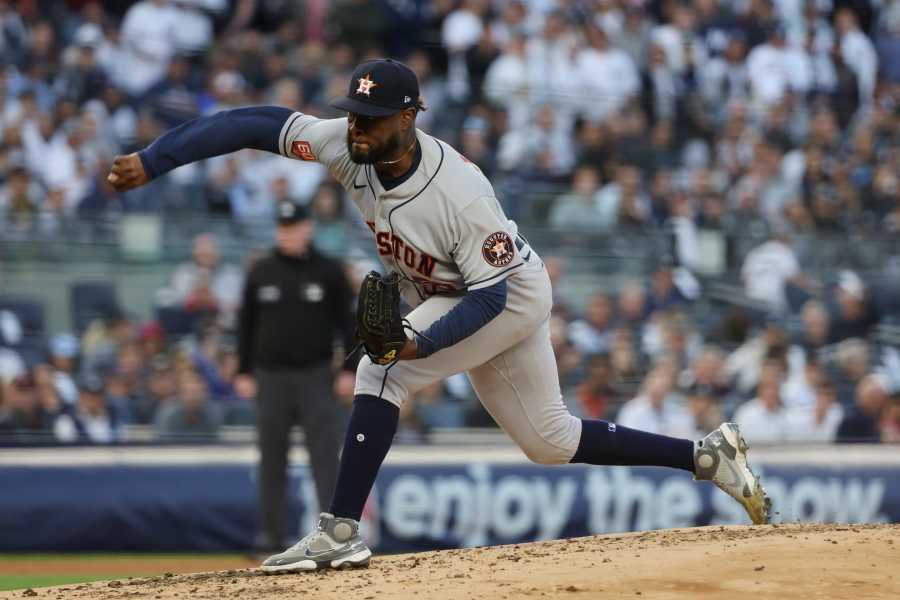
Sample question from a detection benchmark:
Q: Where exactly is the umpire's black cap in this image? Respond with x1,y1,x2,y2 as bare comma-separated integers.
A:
330,59,420,117
276,200,309,225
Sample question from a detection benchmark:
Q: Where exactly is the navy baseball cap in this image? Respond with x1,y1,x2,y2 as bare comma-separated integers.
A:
331,59,420,117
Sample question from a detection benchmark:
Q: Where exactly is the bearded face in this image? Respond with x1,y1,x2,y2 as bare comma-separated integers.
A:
345,113,403,165
346,130,402,164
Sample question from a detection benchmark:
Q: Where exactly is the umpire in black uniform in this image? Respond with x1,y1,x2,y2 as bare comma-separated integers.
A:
236,200,355,551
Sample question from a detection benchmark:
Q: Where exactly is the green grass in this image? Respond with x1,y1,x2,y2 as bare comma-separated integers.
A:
0,553,253,591
0,575,113,591
0,553,243,562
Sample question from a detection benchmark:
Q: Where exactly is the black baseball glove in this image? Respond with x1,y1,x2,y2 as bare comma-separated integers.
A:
355,271,408,365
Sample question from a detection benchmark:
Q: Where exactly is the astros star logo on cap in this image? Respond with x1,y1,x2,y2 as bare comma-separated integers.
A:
356,74,378,97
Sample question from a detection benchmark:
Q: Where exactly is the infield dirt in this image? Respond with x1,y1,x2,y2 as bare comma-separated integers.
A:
2,523,897,600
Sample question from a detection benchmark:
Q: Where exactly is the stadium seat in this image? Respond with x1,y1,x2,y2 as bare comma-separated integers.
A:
0,296,48,367
155,305,201,339
0,295,47,339
69,281,121,334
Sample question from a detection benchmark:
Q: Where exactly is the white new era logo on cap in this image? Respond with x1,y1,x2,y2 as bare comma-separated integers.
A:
404,96,411,103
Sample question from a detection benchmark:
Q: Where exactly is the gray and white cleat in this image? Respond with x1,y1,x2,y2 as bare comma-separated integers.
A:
260,512,372,573
694,422,771,525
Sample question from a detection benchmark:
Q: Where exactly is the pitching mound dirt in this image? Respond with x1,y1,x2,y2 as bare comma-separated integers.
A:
4,523,898,600
0,557,255,578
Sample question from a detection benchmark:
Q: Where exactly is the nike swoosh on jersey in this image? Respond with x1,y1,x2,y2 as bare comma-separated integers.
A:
353,181,366,189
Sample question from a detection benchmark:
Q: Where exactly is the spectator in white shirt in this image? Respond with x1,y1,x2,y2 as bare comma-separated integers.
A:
170,0,224,57
164,233,244,323
569,290,615,355
38,119,93,212
592,0,624,37
700,33,751,110
483,33,531,130
489,0,527,49
442,0,486,54
0,347,26,385
525,10,580,113
791,0,835,52
113,0,179,96
211,155,266,225
576,25,640,122
791,3,838,93
733,359,792,444
617,364,695,438
84,86,138,150
594,165,650,230
741,226,801,313
650,3,707,75
787,378,844,442
782,354,822,411
246,148,327,207
496,104,574,175
746,24,813,107
835,7,878,104
549,165,610,232
724,314,789,395
48,333,80,407
442,0,488,102
612,5,653,68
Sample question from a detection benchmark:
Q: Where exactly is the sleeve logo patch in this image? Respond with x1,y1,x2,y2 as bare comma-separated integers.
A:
482,231,515,267
291,140,317,161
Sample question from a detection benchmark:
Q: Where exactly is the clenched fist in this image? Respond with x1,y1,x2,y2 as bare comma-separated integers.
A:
107,153,149,192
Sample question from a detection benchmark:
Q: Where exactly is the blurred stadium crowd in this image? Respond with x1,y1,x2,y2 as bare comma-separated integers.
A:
1,0,899,445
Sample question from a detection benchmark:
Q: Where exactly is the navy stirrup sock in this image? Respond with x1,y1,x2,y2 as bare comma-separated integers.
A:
570,420,695,473
328,394,399,521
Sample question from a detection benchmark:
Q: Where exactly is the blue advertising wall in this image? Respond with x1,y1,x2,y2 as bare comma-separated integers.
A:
0,462,895,551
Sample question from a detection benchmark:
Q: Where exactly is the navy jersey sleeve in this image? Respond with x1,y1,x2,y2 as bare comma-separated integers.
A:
415,279,507,358
138,106,293,178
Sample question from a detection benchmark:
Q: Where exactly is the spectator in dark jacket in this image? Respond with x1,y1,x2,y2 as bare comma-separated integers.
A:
53,375,120,443
140,55,199,128
0,374,56,438
54,26,107,105
837,374,889,442
829,271,879,343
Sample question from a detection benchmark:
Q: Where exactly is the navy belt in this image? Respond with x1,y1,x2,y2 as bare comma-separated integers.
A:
515,235,531,262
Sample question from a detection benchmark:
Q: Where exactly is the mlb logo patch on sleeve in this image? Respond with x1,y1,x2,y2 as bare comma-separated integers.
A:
291,141,317,161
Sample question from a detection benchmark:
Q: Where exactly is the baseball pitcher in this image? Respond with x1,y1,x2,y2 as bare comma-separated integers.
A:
108,58,770,572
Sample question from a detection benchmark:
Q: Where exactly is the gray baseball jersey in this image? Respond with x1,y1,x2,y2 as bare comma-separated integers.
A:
277,114,528,305
277,113,582,464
